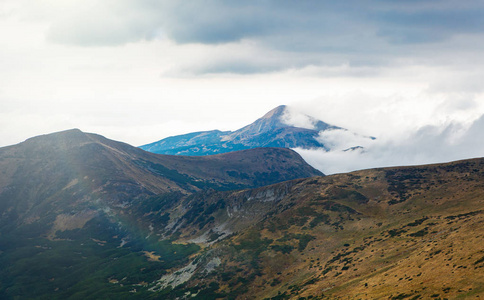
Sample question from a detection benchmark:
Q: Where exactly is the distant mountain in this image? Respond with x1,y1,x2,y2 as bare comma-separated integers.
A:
140,105,372,156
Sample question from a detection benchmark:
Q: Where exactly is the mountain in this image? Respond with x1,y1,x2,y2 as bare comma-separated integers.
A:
0,129,322,299
0,129,322,228
140,105,372,156
0,128,322,192
0,129,482,299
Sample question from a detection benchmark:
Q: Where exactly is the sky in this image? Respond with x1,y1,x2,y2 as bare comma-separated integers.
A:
1,0,484,173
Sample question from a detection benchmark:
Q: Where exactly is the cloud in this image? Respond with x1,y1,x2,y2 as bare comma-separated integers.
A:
36,0,484,75
295,114,484,174
316,130,375,151
148,1,484,47
280,106,319,130
45,1,161,46
373,6,484,44
427,73,484,94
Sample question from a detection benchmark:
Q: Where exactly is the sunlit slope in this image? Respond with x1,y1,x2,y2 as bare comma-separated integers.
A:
160,158,484,299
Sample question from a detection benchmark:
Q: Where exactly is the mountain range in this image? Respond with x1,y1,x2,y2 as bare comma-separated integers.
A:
140,105,373,156
0,129,482,299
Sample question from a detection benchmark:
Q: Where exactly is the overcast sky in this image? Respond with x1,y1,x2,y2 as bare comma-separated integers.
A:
1,0,484,172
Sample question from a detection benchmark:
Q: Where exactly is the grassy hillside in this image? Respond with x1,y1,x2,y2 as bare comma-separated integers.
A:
158,158,484,299
0,129,482,299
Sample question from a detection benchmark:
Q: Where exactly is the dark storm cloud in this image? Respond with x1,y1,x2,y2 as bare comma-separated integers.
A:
158,1,360,45
46,0,484,73
373,9,484,43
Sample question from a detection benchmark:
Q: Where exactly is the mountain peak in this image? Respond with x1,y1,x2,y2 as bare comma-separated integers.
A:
26,128,84,140
234,106,289,136
260,105,287,120
22,128,91,149
140,105,363,156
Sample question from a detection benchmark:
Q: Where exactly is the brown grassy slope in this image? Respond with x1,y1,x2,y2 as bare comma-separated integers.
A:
199,158,484,299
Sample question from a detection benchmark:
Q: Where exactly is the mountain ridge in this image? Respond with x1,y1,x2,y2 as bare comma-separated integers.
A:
140,105,366,156
0,129,322,235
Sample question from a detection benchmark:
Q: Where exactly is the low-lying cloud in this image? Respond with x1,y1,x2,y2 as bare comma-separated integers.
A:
295,114,484,174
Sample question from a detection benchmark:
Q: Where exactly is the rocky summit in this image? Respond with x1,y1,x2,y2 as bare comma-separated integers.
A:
140,105,374,156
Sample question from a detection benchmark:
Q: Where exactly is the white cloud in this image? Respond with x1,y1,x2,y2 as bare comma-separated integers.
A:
5,0,483,76
280,107,317,130
295,114,484,175
316,129,375,151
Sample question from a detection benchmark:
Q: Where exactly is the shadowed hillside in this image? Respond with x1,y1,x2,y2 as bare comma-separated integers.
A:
0,129,321,299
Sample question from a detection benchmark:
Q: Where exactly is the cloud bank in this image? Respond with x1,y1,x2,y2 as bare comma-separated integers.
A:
296,114,484,174
31,0,484,75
